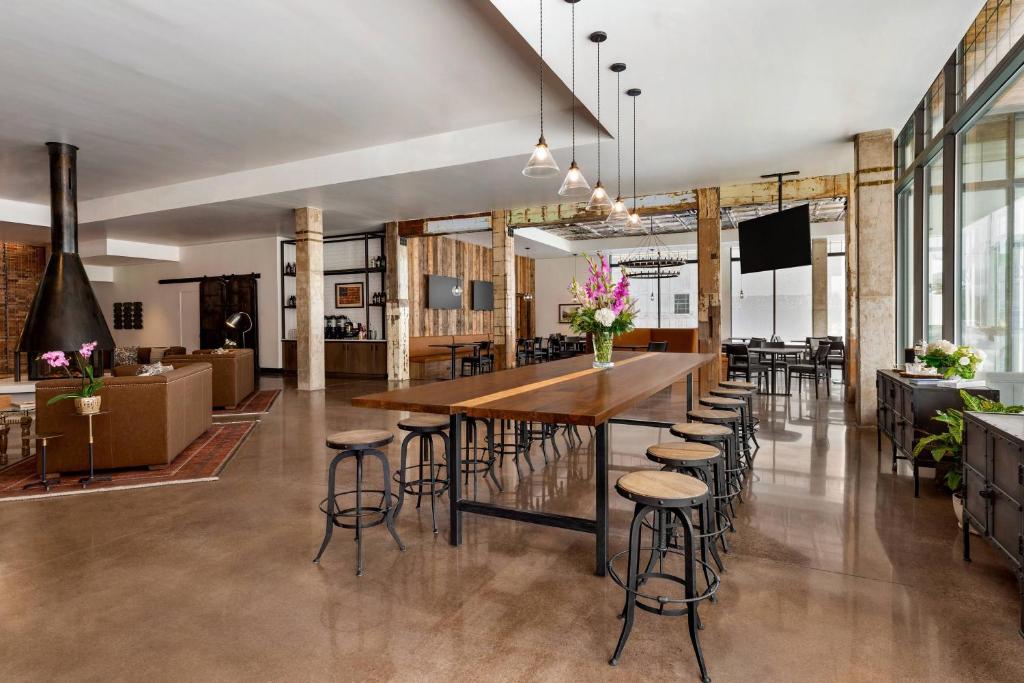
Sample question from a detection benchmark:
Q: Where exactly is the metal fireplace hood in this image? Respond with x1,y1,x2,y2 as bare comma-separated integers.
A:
16,143,115,354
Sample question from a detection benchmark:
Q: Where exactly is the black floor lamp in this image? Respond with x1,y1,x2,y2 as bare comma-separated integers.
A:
226,311,253,349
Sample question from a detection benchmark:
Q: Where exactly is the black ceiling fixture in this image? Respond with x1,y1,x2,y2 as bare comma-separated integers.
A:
18,143,115,354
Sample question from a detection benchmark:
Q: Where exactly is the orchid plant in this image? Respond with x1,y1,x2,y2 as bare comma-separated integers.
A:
919,340,986,380
41,341,104,406
568,254,636,367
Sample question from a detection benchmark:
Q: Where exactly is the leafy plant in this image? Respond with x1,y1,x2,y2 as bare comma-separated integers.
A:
41,341,104,405
913,390,1023,491
919,340,986,379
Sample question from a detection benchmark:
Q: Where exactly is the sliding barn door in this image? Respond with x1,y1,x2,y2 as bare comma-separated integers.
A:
198,275,260,375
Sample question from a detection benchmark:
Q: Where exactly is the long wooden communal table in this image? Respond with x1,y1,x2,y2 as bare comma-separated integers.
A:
351,351,717,575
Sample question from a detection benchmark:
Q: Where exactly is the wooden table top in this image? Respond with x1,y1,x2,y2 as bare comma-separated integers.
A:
351,351,716,426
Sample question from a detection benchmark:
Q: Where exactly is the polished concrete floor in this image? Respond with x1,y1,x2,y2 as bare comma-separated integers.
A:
1,374,1021,682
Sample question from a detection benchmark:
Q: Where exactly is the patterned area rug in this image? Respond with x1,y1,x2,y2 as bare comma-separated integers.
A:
213,389,281,416
0,421,256,502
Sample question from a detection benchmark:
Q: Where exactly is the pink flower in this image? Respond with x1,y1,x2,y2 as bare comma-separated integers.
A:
79,341,98,358
41,350,69,368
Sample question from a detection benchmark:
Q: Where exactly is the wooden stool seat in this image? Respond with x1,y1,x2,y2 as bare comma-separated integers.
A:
670,422,733,438
646,441,720,464
397,415,450,432
699,396,744,408
719,380,757,390
710,387,753,397
616,470,708,505
688,408,738,423
326,429,394,450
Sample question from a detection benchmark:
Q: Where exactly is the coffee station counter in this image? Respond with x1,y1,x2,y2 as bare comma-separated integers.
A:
281,339,386,377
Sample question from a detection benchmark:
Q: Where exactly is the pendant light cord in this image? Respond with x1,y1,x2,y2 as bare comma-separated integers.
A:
539,0,544,138
632,94,637,210
570,0,575,162
616,71,621,197
595,37,600,182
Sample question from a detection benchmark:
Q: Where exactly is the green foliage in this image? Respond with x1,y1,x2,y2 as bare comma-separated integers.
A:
912,390,1024,491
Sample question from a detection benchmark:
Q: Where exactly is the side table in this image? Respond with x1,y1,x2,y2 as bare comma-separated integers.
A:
79,410,112,487
23,432,62,491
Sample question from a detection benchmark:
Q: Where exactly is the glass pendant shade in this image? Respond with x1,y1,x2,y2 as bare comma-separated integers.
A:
558,161,591,198
523,136,560,178
586,181,613,212
608,197,630,224
626,211,642,229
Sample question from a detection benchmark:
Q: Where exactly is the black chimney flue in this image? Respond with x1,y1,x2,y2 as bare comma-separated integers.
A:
16,142,115,354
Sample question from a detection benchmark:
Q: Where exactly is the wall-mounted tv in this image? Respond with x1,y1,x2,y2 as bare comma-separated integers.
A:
427,275,462,310
737,204,812,274
471,280,493,311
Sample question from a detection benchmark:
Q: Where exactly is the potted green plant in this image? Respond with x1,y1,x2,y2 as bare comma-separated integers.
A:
919,340,986,379
913,390,1023,529
567,254,637,369
41,341,104,415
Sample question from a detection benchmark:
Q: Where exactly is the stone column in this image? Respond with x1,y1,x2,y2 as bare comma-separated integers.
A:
385,221,409,381
491,211,516,369
294,207,325,392
811,238,828,336
844,175,858,406
696,187,721,394
851,130,895,424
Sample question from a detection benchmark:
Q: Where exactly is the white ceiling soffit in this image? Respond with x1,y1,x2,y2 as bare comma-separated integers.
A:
79,238,181,266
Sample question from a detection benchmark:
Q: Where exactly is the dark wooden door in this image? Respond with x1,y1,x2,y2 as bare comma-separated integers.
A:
199,275,259,377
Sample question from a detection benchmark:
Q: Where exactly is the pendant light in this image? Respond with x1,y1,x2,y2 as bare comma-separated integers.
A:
626,87,642,229
607,63,629,224
523,0,560,178
585,31,612,212
558,0,591,198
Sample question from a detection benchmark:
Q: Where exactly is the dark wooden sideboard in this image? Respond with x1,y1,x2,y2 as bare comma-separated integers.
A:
876,369,999,496
962,412,1024,638
281,339,386,377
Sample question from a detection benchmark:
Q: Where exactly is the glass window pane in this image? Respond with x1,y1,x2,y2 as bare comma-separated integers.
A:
775,266,812,341
924,152,943,341
827,253,846,338
731,264,774,339
897,186,915,350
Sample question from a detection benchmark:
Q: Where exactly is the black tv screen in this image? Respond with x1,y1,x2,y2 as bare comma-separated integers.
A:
427,275,462,310
471,280,493,311
737,204,812,274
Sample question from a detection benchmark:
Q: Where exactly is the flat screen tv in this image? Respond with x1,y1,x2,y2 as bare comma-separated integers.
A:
427,275,462,310
471,280,493,311
737,204,812,274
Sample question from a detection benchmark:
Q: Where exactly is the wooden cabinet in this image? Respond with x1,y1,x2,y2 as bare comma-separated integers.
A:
281,340,385,377
876,370,998,496
961,412,1024,638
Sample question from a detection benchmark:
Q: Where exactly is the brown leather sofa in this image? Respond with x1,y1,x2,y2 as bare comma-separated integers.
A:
409,334,490,379
35,363,213,475
161,349,255,408
613,328,699,353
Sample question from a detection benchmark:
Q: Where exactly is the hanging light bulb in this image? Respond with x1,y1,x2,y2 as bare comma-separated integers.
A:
523,0,560,178
626,87,642,229
607,62,628,224
451,281,463,297
558,0,590,197
585,31,612,212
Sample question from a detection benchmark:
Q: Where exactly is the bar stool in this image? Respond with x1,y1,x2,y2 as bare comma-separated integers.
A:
463,417,502,495
646,441,730,570
710,385,759,450
313,429,404,576
688,408,745,491
669,422,740,521
699,395,752,468
394,415,451,534
608,470,718,682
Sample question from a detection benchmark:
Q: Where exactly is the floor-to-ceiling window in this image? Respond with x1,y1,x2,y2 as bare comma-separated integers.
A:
827,237,846,339
896,185,915,350
616,252,697,329
730,246,815,341
924,152,944,340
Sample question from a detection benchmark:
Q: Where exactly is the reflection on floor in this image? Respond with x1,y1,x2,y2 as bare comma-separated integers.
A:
0,375,1021,681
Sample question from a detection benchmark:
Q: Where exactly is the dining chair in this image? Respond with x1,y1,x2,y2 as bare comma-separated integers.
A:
786,343,832,397
646,341,669,352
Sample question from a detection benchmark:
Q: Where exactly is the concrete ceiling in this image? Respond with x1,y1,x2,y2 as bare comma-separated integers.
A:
0,0,983,248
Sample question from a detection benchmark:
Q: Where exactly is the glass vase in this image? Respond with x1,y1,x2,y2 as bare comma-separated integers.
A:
593,329,614,369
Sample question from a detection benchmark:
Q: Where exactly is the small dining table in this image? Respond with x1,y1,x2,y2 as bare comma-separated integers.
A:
429,343,480,380
749,345,805,395
352,351,717,575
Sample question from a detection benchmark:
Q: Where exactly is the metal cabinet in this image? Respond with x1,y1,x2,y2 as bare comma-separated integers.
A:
962,412,1024,638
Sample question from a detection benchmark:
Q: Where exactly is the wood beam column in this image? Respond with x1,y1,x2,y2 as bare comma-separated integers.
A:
851,131,895,424
385,221,409,381
811,238,828,336
294,207,325,392
491,211,515,369
696,187,721,394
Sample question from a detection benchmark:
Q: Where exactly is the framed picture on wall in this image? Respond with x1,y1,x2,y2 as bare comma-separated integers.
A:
335,282,364,308
558,303,580,324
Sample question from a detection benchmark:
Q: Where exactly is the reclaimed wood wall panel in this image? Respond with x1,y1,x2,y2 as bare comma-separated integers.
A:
408,235,492,336
515,254,536,338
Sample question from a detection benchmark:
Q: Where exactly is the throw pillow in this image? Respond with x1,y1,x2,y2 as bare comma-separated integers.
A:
135,362,175,376
113,346,138,367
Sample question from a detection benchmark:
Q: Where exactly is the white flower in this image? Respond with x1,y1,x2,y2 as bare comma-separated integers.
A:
594,308,616,327
974,348,986,360
939,340,957,354
959,356,971,366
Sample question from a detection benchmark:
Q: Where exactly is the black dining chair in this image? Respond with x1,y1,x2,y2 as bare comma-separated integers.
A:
826,339,846,383
461,340,493,376
725,343,768,389
646,341,669,352
786,343,832,397
531,337,548,363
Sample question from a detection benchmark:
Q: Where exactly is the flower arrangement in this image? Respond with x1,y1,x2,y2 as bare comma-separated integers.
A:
919,340,986,379
568,254,636,368
41,341,104,413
